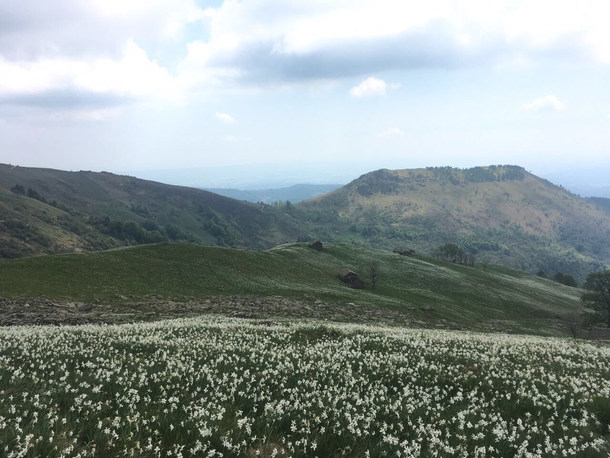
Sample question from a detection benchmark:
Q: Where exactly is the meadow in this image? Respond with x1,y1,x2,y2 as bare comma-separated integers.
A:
1,317,609,457
0,243,583,336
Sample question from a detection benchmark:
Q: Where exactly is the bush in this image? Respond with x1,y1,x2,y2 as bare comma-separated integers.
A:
554,272,579,288
433,243,476,266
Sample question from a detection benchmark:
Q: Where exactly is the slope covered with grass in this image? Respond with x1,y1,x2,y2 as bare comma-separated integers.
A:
0,242,582,335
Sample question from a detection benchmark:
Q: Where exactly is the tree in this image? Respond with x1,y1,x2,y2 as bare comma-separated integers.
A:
432,243,475,266
582,271,610,328
554,272,579,288
562,274,579,288
10,184,26,195
537,269,549,279
367,260,380,289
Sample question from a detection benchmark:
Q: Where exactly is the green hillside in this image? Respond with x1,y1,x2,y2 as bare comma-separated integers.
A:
297,166,610,281
0,164,299,258
0,242,583,336
3,163,609,282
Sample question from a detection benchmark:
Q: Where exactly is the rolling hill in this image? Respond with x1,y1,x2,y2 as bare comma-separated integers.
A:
0,164,300,258
3,163,609,282
297,166,610,281
0,242,584,336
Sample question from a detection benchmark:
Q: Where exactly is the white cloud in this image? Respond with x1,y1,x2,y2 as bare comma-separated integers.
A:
350,77,388,98
2,0,610,111
222,135,238,142
379,127,404,137
214,112,235,123
0,0,204,60
0,40,181,103
180,0,610,86
522,95,566,112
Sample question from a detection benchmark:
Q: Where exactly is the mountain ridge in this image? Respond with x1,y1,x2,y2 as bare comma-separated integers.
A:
297,165,610,281
0,163,300,258
2,162,609,282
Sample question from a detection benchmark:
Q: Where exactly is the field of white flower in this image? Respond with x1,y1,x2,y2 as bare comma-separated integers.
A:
1,318,610,458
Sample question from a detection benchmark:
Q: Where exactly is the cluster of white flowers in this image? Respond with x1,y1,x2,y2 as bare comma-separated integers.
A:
0,317,609,457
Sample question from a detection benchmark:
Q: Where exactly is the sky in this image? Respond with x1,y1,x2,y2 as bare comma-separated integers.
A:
1,0,610,186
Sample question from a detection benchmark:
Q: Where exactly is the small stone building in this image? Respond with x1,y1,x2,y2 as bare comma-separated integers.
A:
393,247,418,257
338,269,365,289
308,240,323,251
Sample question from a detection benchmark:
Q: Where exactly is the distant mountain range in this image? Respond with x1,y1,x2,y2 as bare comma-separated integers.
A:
542,166,610,198
2,163,609,281
203,184,342,204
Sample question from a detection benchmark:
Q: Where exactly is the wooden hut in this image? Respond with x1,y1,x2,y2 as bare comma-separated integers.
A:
338,269,365,289
308,240,323,251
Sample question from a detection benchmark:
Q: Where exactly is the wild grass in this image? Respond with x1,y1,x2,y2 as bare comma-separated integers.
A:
0,243,582,336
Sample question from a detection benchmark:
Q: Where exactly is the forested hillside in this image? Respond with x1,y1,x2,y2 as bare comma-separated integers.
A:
0,164,299,258
295,166,610,281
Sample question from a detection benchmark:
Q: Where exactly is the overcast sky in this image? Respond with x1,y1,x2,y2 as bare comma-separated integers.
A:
1,0,610,178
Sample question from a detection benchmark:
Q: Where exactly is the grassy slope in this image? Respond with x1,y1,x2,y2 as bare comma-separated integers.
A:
298,167,610,280
0,164,299,256
0,242,582,336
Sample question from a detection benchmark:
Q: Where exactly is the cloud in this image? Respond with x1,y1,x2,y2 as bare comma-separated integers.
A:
2,0,610,112
180,0,610,86
222,135,238,142
0,0,204,61
522,95,565,112
0,0,199,110
0,40,182,107
214,112,235,123
350,77,388,98
379,127,404,137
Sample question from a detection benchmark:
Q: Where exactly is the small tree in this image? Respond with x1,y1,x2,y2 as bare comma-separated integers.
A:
10,184,26,195
554,272,579,288
26,187,41,200
537,269,549,279
582,271,610,328
562,274,579,288
367,260,380,289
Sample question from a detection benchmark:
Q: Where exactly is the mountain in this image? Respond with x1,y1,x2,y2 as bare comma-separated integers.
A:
3,163,609,282
0,242,583,336
297,165,610,281
0,164,299,258
203,184,342,204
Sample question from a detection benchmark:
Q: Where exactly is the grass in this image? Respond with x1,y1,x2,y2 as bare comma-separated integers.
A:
0,242,583,336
